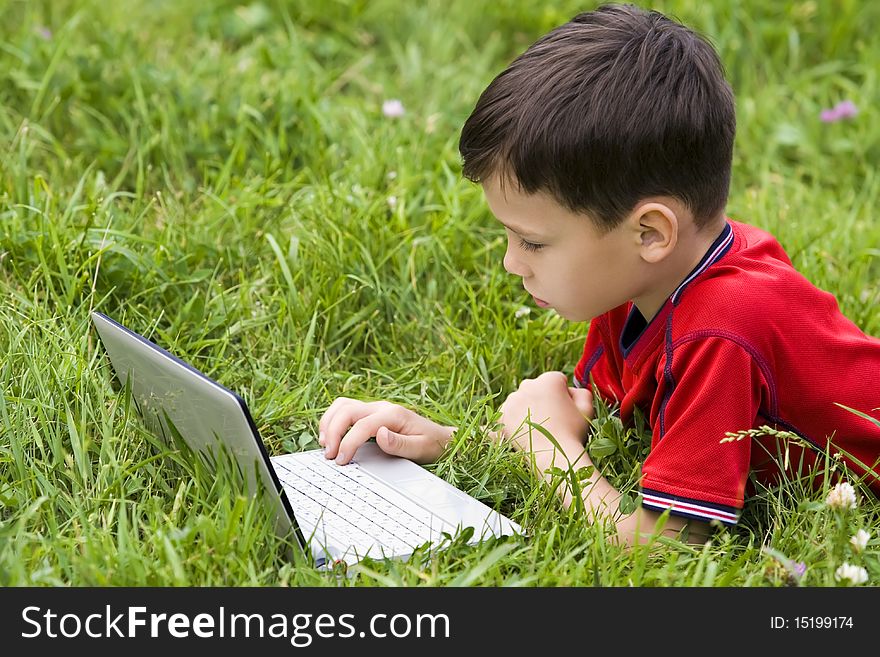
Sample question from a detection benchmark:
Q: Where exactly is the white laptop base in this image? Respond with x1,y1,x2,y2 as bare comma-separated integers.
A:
273,443,520,566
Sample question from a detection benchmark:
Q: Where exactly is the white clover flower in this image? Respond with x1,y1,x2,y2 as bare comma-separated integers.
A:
825,481,858,510
382,99,405,118
387,195,398,210
515,306,531,319
835,562,868,585
850,529,870,552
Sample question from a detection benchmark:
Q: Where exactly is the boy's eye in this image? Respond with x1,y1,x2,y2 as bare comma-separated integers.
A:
518,237,544,252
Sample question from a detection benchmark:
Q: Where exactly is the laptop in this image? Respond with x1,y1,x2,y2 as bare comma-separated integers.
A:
90,312,521,568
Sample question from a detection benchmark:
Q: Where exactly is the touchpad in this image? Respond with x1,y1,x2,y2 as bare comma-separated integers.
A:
397,478,462,507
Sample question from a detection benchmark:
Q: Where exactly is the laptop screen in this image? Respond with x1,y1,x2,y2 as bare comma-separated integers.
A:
90,312,304,551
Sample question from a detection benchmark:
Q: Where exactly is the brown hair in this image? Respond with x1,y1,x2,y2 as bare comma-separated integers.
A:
459,3,735,232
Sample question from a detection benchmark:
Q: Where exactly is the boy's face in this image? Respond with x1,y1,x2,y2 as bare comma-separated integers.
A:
482,176,645,323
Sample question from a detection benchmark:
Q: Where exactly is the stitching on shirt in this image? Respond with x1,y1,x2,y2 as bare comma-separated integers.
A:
579,345,605,387
658,312,676,439
759,413,824,453
671,329,779,418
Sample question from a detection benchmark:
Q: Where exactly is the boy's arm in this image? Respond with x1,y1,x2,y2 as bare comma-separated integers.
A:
497,372,713,547
532,439,712,546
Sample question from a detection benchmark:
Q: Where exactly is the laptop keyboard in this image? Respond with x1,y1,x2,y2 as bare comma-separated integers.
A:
272,451,454,559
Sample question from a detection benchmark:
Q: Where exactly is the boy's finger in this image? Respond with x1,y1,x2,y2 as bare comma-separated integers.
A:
568,387,594,419
375,426,444,465
318,396,353,444
321,399,387,459
334,411,400,465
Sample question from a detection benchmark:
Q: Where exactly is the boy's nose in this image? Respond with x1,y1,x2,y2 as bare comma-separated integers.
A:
503,245,529,277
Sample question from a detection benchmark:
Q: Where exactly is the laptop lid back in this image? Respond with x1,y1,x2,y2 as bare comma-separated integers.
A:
90,312,304,551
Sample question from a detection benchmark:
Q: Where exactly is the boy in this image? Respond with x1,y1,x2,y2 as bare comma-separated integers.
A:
318,4,880,546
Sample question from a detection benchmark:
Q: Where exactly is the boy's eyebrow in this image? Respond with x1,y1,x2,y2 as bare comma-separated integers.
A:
495,218,543,238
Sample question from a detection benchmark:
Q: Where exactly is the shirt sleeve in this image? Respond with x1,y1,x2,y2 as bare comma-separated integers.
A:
573,315,626,405
640,335,769,526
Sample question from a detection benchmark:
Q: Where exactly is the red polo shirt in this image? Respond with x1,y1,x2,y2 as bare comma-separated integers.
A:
573,220,880,525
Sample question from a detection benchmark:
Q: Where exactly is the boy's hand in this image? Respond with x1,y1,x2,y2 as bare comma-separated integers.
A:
318,398,456,465
494,372,593,463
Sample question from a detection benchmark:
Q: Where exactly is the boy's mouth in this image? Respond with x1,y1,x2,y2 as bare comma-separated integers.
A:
525,285,550,307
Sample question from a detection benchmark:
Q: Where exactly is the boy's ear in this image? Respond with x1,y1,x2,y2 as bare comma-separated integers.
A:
631,202,678,264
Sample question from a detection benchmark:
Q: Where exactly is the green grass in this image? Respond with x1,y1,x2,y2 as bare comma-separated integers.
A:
2,0,878,586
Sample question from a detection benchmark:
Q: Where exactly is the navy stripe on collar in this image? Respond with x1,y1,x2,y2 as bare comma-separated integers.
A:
670,221,733,305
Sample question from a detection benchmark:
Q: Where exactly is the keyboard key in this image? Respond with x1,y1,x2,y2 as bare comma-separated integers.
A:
272,453,453,558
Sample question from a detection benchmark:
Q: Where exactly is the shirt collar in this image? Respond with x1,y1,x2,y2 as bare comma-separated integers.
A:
670,221,734,306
